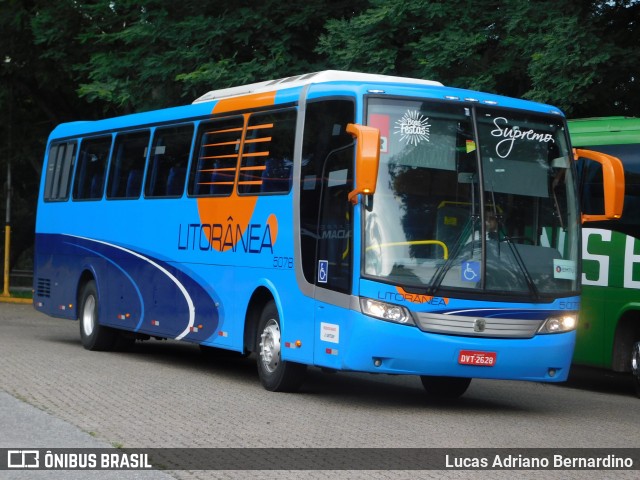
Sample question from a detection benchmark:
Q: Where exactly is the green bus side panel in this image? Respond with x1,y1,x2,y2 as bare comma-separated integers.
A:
569,116,640,146
577,228,640,368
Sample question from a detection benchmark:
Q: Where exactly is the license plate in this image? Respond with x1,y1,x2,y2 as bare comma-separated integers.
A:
458,350,496,366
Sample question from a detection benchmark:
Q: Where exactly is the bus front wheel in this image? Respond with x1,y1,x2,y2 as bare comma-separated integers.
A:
79,280,117,351
631,341,640,398
420,375,471,399
256,301,306,392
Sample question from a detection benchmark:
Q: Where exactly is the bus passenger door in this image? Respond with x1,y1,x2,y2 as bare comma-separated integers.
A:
299,99,357,369
313,145,355,369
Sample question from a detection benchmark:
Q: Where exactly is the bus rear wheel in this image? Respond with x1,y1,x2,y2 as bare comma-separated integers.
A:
256,301,306,392
79,280,117,351
631,341,640,398
420,375,471,399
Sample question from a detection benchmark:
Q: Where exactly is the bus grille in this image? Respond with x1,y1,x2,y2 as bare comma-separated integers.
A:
36,278,51,298
414,312,544,339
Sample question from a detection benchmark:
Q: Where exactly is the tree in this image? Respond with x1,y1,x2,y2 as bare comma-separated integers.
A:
0,0,638,278
317,0,640,116
72,0,367,112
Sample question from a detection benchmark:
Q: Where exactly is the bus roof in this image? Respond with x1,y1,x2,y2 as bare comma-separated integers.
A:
192,70,444,104
48,70,566,142
568,116,640,146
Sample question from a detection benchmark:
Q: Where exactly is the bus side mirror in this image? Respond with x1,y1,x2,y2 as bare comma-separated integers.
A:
346,123,380,204
574,148,625,223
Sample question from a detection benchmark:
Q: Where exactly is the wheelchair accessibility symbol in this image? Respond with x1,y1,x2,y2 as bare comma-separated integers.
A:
318,260,328,283
461,261,480,282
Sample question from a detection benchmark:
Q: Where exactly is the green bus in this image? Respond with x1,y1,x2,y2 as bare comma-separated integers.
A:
569,116,640,396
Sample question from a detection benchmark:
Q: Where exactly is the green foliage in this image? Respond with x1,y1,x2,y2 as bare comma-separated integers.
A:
318,0,640,116
0,0,638,268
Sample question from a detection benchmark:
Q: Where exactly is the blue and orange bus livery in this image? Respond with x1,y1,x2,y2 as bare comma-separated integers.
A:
34,71,623,398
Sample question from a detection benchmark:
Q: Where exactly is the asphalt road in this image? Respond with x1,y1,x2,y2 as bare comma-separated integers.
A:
1,303,638,480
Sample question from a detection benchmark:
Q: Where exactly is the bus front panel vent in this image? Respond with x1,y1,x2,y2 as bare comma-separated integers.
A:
36,278,51,298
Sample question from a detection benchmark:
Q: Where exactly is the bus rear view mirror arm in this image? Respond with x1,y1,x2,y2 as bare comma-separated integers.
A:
346,123,380,204
574,148,625,223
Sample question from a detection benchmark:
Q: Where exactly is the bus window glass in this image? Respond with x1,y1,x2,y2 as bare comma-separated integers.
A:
73,136,112,200
107,131,151,199
189,116,244,196
44,141,76,201
475,109,579,294
316,147,354,293
238,109,296,195
145,125,194,198
577,158,605,216
579,144,640,234
365,100,477,289
365,99,579,297
300,100,355,286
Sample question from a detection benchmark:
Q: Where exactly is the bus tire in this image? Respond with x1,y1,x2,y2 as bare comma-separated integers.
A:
256,300,306,392
420,375,471,399
79,280,117,351
631,341,640,398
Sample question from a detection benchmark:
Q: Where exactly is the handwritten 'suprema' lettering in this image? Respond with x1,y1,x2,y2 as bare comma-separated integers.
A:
490,117,555,158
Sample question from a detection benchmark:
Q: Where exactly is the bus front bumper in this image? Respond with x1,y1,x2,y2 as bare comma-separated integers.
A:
340,317,576,382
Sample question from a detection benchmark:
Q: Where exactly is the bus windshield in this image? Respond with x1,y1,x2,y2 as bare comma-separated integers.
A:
364,98,579,298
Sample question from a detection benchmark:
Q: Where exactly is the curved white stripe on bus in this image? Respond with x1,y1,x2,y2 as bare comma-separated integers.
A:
70,235,196,340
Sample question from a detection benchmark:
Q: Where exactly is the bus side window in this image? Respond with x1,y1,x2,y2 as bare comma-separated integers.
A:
189,116,244,197
44,141,76,202
107,131,151,200
238,109,296,195
73,136,112,201
145,124,194,198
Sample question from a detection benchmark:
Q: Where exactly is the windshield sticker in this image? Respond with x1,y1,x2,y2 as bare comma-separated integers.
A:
394,110,430,146
490,117,555,158
553,259,576,280
461,261,481,282
370,114,390,153
466,140,476,153
318,260,328,283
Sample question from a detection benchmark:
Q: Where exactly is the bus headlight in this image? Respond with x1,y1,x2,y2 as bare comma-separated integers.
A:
360,298,414,326
538,313,578,334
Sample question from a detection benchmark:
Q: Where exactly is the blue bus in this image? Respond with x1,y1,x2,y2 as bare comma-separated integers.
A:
34,71,623,398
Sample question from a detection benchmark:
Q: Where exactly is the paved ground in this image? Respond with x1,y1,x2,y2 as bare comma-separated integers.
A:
1,302,638,479
0,391,173,480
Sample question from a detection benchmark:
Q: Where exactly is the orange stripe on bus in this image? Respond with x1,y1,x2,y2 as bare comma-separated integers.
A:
199,154,238,160
240,166,267,171
248,123,274,130
242,152,269,158
198,167,237,173
212,92,277,115
203,140,241,147
205,127,244,134
244,137,272,144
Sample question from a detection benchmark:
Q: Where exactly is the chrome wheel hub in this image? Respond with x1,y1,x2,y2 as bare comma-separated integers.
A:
82,295,96,337
259,318,281,373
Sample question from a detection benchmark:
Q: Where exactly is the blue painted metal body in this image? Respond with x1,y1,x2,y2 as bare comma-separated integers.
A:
34,73,576,382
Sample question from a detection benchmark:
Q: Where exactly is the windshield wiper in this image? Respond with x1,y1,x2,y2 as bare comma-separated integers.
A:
551,169,566,231
497,221,540,300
